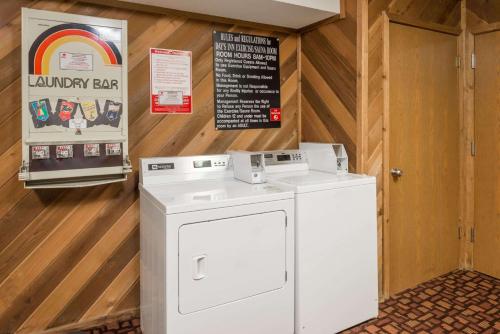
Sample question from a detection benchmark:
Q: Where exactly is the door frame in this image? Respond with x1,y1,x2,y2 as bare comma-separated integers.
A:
380,12,462,298
471,22,500,35
468,25,500,277
456,21,500,280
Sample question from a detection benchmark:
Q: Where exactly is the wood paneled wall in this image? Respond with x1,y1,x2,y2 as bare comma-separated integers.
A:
300,0,358,171
468,0,500,24
467,0,500,34
1,0,490,330
0,1,299,333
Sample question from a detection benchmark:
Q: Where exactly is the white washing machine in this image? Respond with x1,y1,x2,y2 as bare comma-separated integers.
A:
139,155,295,334
260,148,379,334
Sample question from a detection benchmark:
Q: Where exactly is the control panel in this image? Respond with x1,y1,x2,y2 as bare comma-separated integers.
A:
140,155,231,185
193,159,227,168
262,150,306,165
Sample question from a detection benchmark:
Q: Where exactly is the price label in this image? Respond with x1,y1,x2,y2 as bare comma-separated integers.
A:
84,143,100,157
59,52,93,71
56,145,73,159
105,143,121,156
31,146,50,160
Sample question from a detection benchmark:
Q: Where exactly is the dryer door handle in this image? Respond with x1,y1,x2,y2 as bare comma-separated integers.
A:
193,254,207,280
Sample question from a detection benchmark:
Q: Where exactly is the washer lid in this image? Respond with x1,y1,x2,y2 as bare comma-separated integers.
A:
139,178,294,214
267,170,376,193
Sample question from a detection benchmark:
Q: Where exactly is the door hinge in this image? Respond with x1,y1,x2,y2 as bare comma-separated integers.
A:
455,56,461,68
285,271,288,282
285,216,288,227
471,53,476,69
471,141,476,156
469,227,475,243
458,226,462,240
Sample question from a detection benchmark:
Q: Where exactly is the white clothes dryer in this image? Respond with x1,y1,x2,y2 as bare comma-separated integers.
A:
139,155,295,334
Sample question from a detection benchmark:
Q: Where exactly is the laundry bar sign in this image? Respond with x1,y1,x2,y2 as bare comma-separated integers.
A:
28,76,119,90
25,19,124,99
21,9,127,138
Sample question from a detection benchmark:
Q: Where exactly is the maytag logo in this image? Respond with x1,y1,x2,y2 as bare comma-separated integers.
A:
148,163,174,171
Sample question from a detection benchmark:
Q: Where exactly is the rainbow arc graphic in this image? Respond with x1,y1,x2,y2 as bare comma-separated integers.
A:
28,23,122,75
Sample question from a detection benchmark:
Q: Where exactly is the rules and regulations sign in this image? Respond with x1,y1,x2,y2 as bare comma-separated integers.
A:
213,31,280,130
150,48,192,114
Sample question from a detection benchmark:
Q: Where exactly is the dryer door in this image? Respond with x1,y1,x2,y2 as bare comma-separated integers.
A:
178,210,287,314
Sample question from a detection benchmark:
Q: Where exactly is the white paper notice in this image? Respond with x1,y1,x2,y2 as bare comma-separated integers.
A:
59,52,93,71
159,90,183,105
69,119,87,129
150,48,192,114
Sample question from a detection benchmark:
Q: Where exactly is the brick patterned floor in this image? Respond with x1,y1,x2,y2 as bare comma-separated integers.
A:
77,318,141,334
342,270,499,334
78,270,499,334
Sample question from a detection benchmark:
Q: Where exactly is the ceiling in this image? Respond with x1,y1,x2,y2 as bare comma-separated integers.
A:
119,0,341,29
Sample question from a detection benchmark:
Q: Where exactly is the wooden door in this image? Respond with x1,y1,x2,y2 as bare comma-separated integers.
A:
474,30,500,279
385,23,460,295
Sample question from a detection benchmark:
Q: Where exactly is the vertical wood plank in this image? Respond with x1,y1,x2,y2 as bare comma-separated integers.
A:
458,0,475,270
357,0,369,173
297,33,302,143
381,12,391,299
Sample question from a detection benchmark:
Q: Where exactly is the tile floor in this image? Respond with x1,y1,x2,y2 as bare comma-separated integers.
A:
341,270,499,333
78,270,499,334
